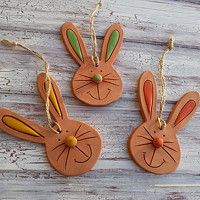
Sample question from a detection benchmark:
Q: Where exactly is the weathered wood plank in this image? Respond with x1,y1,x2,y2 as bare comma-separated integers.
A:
0,0,200,47
1,170,200,200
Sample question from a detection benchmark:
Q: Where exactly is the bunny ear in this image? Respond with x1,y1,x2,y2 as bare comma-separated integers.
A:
138,71,157,121
167,91,199,132
0,108,47,143
61,22,88,66
37,73,68,124
100,23,123,64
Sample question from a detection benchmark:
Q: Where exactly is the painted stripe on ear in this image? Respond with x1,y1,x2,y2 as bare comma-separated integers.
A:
106,30,119,61
67,29,83,61
144,80,153,117
49,84,61,116
2,116,40,137
174,100,196,126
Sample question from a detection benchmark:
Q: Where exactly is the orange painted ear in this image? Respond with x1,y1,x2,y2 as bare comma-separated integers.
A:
100,23,123,65
0,108,47,143
61,22,88,66
167,91,200,132
37,73,68,124
138,71,157,121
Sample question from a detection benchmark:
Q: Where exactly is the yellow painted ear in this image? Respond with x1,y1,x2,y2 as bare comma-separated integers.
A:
49,84,61,116
2,116,40,137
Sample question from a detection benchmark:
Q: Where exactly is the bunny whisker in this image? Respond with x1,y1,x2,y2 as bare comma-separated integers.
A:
78,136,97,141
57,146,68,161
75,146,89,157
103,78,119,81
75,82,93,90
143,127,154,139
76,130,91,139
103,73,112,78
74,124,82,137
74,79,92,82
52,143,65,151
102,80,120,86
65,148,71,170
136,142,152,146
79,74,92,79
150,147,156,165
161,147,176,162
137,135,153,141
163,144,177,152
164,141,174,144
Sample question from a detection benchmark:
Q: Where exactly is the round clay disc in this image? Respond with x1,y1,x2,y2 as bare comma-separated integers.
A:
72,60,123,106
45,119,102,176
129,121,180,175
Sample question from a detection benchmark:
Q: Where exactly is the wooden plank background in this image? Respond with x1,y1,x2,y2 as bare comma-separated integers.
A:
0,0,200,199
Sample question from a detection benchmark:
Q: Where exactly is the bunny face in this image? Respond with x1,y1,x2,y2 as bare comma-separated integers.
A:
72,61,122,106
129,122,181,174
0,73,102,176
61,22,123,106
129,71,199,174
44,119,101,176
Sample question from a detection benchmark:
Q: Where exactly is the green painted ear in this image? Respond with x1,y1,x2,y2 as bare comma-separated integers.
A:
61,22,88,66
106,30,119,61
67,29,83,61
101,24,123,64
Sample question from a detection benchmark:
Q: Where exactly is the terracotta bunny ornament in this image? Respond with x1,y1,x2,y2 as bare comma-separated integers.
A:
61,22,123,106
129,71,199,174
0,73,102,176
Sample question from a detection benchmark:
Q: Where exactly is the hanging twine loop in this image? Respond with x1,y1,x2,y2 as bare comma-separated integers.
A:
89,0,102,67
1,39,62,134
157,35,174,130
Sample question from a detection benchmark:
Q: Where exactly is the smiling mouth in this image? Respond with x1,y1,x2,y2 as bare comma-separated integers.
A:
143,152,166,168
87,88,111,100
74,144,92,163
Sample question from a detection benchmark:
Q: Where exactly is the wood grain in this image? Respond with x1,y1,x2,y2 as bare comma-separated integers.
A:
0,0,200,199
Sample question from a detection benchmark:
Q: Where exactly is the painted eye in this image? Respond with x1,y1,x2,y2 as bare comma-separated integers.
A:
163,135,165,137
90,70,93,72
57,138,61,142
100,70,103,72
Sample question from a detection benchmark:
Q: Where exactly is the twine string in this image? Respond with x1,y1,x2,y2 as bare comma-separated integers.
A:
89,0,102,67
157,36,174,130
1,39,62,133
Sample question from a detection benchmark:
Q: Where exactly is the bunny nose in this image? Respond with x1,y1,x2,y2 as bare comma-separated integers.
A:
65,136,77,147
153,137,164,148
92,74,103,83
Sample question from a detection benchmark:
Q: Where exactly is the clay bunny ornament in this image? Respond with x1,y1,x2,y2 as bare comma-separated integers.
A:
61,22,123,106
129,71,199,174
0,73,102,176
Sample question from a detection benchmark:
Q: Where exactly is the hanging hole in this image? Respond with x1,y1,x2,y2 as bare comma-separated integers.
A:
57,128,61,133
